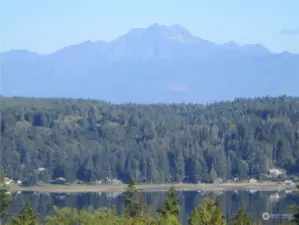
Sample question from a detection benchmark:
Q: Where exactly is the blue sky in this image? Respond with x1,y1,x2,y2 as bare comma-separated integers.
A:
1,0,298,54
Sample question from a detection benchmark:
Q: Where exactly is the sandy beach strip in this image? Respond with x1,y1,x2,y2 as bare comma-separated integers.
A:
8,182,297,193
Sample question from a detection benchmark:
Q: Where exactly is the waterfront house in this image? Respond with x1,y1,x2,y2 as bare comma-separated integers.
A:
284,180,293,185
268,168,284,178
4,178,13,185
249,178,258,183
51,177,67,185
16,180,22,185
105,178,121,184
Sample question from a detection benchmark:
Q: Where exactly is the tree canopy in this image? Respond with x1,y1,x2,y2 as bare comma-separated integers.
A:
1,96,299,184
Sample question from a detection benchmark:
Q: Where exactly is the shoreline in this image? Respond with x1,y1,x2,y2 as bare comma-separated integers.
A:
8,182,297,193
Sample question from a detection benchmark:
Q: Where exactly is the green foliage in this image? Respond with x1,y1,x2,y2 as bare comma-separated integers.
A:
291,208,299,225
156,213,181,225
44,207,80,225
157,187,180,218
44,207,122,225
212,199,226,225
124,179,143,218
10,202,38,225
2,96,299,224
0,169,12,223
230,206,255,225
43,205,172,225
0,169,5,183
5,188,297,225
0,186,11,220
290,185,299,225
44,206,175,225
209,167,218,183
188,198,226,225
1,96,299,184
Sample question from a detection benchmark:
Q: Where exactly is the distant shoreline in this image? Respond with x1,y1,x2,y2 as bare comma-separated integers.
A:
8,182,297,193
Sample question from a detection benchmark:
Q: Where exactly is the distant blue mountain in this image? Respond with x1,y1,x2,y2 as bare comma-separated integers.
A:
1,24,299,103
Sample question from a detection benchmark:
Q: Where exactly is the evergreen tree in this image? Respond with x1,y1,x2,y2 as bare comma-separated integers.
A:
44,207,80,225
290,185,299,225
10,202,38,225
0,186,11,222
156,213,181,225
209,167,218,183
188,198,226,225
211,198,226,225
0,170,4,183
0,169,11,224
293,210,299,225
230,206,255,225
124,179,142,218
157,186,180,218
2,96,299,186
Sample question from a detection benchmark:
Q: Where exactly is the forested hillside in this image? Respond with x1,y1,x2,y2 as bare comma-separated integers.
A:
1,96,299,185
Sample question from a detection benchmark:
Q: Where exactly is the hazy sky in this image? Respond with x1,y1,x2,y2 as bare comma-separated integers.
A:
1,0,298,54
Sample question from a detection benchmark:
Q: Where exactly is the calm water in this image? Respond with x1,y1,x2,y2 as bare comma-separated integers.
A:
8,189,299,224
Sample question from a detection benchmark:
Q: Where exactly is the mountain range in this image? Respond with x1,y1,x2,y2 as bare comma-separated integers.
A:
1,23,299,103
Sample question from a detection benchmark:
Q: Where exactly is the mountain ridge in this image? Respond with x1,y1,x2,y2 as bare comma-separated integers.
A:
1,23,299,103
1,23,291,56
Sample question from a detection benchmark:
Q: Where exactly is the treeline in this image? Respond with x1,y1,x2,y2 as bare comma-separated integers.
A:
1,96,299,184
1,180,299,225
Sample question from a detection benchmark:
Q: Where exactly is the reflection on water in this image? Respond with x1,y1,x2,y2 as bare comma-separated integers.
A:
8,190,299,225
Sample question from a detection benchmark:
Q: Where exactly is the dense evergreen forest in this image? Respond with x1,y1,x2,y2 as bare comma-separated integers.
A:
1,96,299,184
